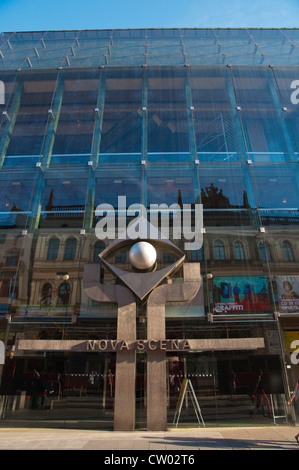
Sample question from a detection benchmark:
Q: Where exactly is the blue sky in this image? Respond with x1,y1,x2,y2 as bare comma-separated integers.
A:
0,0,298,32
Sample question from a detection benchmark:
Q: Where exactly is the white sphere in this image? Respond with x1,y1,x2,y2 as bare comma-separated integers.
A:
129,242,157,270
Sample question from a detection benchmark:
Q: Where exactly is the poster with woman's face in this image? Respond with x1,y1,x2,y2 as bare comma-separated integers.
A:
276,276,299,313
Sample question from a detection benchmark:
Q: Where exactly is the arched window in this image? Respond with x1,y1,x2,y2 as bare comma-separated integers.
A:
214,240,225,260
191,247,204,261
115,252,127,263
47,237,60,260
234,241,245,260
163,253,175,262
64,237,77,260
259,242,271,262
5,250,19,266
94,241,105,262
41,283,52,305
282,241,294,261
58,282,70,305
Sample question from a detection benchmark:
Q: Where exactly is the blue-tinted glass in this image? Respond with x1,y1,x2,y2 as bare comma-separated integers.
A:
215,240,225,259
94,240,105,262
0,169,35,218
146,55,185,65
182,29,215,38
5,71,57,157
190,67,242,160
273,67,299,152
47,237,59,260
100,68,142,154
282,241,294,261
231,66,296,158
215,29,250,38
94,167,142,208
147,163,195,206
268,55,299,66
64,237,77,260
147,68,189,153
58,282,70,304
249,29,284,37
188,55,227,65
184,44,220,54
51,70,101,157
252,163,299,210
40,168,88,228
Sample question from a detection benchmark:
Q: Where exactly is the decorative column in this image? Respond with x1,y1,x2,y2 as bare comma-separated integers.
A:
0,81,23,167
83,263,136,431
83,71,105,231
41,76,64,167
147,263,201,431
28,74,64,231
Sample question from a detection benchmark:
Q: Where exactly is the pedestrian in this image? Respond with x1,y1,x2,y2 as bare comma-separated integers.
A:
230,370,237,400
250,369,272,418
288,378,299,444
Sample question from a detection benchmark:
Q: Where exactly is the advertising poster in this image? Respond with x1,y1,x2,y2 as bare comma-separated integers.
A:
283,330,299,355
276,276,299,314
213,276,270,314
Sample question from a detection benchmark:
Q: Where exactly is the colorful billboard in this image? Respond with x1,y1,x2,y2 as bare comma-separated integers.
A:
213,276,270,314
276,276,299,314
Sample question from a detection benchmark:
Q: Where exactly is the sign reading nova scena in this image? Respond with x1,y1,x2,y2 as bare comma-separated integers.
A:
87,339,191,351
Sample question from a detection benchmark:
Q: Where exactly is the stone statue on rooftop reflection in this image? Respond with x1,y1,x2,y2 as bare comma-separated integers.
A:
200,183,230,209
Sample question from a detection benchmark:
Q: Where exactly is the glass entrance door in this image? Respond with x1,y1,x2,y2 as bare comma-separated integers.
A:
167,351,286,428
167,353,218,427
0,351,116,430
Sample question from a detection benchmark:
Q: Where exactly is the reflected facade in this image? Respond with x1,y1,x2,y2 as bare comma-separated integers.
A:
0,28,299,430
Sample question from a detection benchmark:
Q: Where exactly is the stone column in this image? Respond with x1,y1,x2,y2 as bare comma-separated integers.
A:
83,264,136,431
147,263,201,431
146,300,167,431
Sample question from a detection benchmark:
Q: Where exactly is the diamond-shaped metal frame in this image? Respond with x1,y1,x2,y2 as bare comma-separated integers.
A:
98,217,185,300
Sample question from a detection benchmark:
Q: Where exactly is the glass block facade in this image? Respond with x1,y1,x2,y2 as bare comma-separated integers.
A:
0,28,299,430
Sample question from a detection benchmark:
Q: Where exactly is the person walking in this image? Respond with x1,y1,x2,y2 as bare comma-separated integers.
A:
250,369,272,418
288,378,299,444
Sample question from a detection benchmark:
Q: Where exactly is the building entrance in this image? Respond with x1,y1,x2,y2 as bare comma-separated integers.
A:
0,345,292,430
0,351,117,430
166,351,287,427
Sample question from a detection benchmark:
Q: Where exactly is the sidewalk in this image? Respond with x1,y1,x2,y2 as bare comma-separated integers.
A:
0,425,298,450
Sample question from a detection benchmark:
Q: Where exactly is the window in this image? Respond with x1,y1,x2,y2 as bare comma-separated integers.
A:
94,241,105,262
58,282,70,305
0,273,18,298
115,252,127,263
64,237,77,260
259,242,271,262
5,251,19,266
214,240,225,260
163,253,175,262
47,237,60,260
41,283,52,305
282,241,294,261
234,241,245,260
190,248,204,261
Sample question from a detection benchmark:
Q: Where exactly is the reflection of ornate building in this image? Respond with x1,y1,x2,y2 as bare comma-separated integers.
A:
22,227,299,317
0,27,299,431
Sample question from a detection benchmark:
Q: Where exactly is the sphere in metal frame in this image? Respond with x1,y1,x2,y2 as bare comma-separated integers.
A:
129,241,157,270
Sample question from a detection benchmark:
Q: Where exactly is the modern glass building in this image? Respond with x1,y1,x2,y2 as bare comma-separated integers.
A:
0,28,299,431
